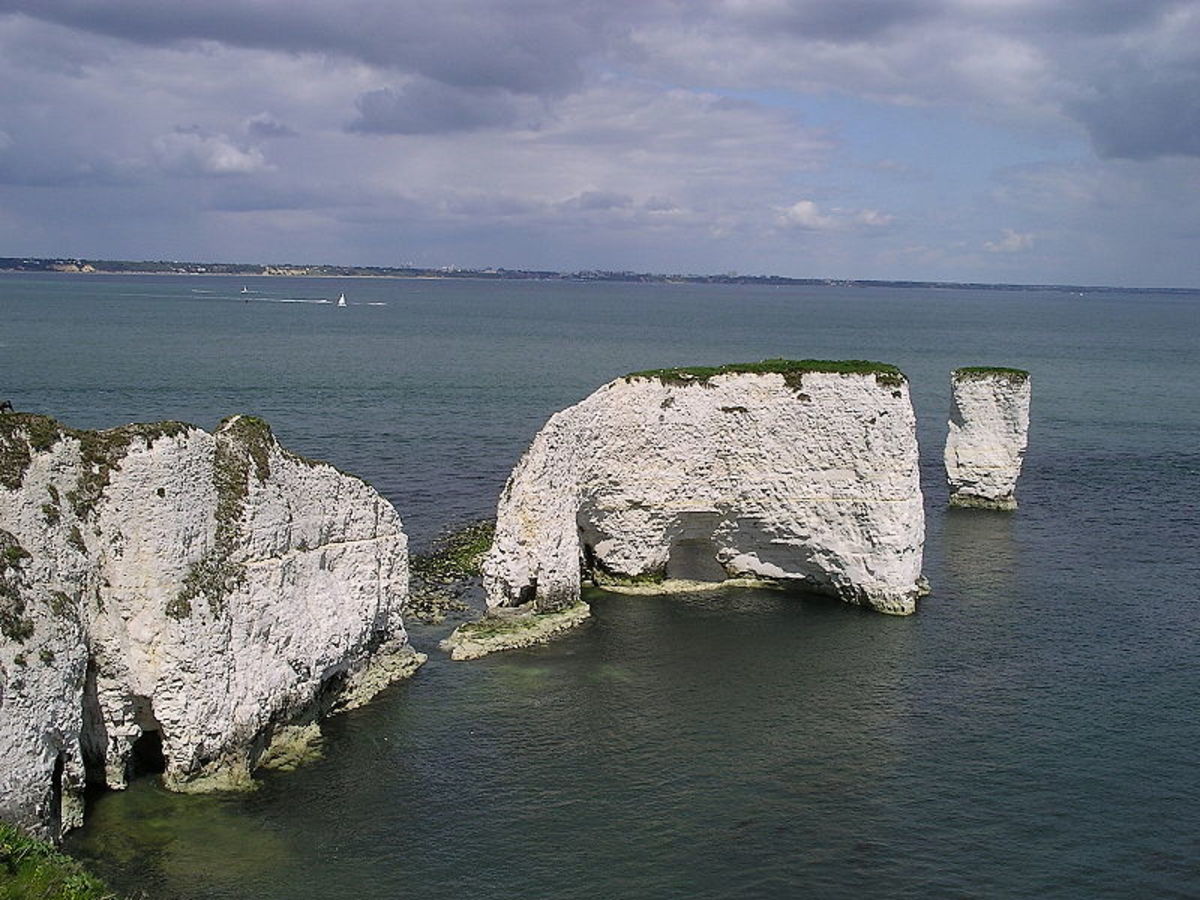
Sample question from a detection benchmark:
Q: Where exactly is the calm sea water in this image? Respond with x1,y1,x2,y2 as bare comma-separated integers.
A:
2,273,1198,898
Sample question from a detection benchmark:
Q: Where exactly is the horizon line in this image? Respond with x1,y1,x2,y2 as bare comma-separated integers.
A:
2,255,1198,294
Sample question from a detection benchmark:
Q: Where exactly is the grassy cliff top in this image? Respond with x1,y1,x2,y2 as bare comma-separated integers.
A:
0,413,194,494
623,358,906,388
953,366,1030,381
0,821,122,899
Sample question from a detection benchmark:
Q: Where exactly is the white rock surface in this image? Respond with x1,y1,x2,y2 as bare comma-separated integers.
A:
484,364,926,619
1,414,419,840
945,369,1032,509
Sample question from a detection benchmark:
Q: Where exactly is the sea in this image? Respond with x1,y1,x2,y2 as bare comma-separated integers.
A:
2,272,1198,898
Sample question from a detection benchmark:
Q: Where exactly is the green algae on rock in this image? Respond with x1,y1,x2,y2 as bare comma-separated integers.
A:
406,520,494,623
440,602,591,660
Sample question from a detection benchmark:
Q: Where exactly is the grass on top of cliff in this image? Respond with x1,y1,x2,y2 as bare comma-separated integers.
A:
0,822,122,899
624,358,906,389
953,366,1030,381
0,412,192,498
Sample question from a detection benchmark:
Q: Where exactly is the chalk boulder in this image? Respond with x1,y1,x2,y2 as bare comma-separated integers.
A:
483,361,926,623
1,414,420,840
945,368,1032,509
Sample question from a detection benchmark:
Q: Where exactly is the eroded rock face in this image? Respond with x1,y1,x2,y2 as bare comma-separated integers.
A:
945,368,1031,509
0,414,419,840
484,362,926,619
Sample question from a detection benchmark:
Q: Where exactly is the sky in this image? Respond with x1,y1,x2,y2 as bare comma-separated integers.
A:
1,0,1199,286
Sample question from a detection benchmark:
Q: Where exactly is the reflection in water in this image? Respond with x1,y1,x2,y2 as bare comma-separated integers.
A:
940,507,1019,603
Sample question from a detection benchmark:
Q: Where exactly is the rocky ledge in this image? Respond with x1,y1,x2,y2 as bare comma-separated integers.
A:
945,367,1031,509
481,359,927,637
0,413,421,840
440,602,591,660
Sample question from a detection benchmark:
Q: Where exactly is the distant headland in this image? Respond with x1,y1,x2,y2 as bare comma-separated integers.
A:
2,256,1197,295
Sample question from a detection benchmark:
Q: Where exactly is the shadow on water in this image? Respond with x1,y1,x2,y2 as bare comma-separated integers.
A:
66,778,294,897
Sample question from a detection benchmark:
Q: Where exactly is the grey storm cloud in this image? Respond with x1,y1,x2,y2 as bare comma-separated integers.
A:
349,80,534,135
723,0,946,40
662,0,1200,160
6,0,1200,158
0,0,609,95
4,0,1200,284
245,113,297,139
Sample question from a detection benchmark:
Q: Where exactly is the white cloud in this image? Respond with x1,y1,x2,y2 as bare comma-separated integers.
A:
152,129,271,176
777,200,894,231
984,228,1034,252
778,200,838,230
856,209,895,227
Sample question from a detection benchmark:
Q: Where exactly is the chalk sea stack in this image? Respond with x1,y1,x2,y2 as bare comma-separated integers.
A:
945,367,1032,509
446,360,927,660
0,413,420,840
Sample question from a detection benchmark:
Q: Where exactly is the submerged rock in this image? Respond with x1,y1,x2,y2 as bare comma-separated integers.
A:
482,360,926,630
945,368,1032,509
0,413,421,840
405,520,492,624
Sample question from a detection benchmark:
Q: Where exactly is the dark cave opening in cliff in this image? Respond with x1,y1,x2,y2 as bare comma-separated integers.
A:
50,751,65,833
128,729,166,779
126,695,167,780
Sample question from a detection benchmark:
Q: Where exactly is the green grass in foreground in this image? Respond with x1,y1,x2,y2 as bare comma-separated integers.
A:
0,822,120,900
953,366,1030,381
624,358,906,388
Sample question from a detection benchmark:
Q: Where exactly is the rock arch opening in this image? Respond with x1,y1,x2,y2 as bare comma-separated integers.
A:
665,511,727,583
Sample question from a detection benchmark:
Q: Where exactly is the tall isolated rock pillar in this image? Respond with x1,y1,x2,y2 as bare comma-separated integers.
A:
944,367,1031,509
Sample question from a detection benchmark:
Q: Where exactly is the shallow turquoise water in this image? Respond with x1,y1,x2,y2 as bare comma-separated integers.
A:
2,273,1198,897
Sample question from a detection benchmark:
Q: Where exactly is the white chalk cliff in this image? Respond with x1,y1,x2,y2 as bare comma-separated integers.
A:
945,368,1032,509
483,361,926,620
0,414,420,840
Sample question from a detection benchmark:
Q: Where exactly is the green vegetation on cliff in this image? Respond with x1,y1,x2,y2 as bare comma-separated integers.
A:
0,530,34,643
172,415,275,619
0,413,191,507
953,366,1030,381
624,358,906,389
0,822,121,899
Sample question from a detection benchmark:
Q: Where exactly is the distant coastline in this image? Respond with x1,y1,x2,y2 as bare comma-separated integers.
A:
2,255,1197,295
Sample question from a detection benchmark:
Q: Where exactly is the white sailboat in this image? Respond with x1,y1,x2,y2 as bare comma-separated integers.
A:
337,292,347,308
